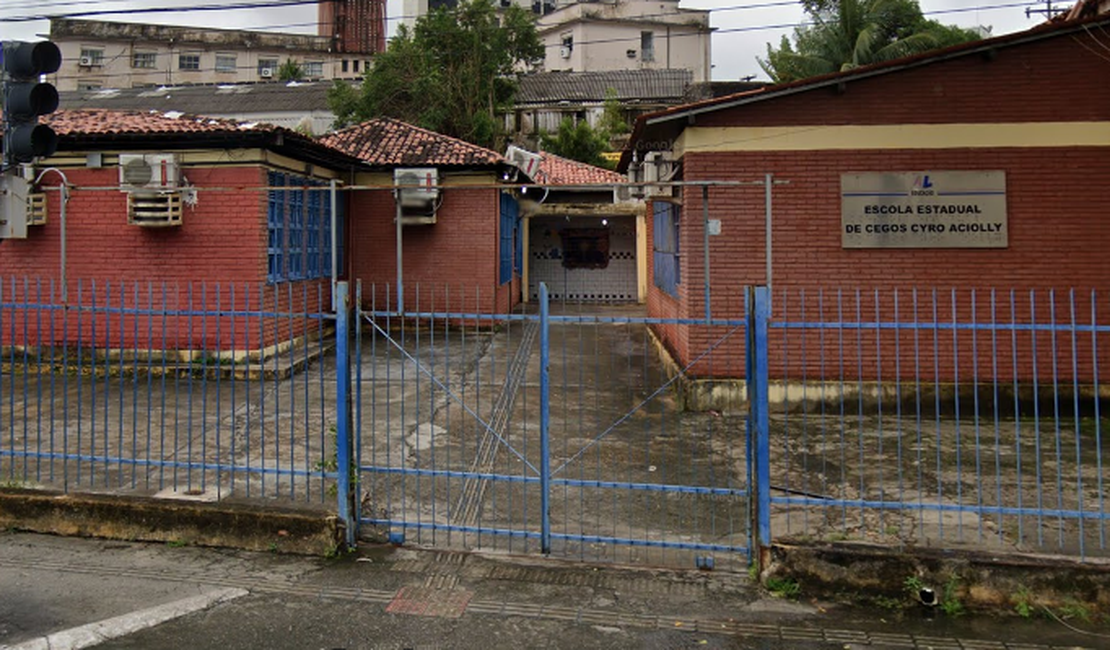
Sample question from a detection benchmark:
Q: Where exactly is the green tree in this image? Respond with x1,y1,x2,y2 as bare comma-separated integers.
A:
540,117,612,169
597,88,629,136
278,58,304,81
327,0,543,148
759,0,981,83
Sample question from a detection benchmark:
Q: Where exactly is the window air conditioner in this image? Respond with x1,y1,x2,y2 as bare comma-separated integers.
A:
260,67,274,78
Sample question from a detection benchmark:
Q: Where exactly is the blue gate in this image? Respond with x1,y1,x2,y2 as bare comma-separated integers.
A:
352,282,753,570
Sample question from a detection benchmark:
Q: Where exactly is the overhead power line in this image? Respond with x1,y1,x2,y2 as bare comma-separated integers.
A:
0,0,321,23
0,0,1039,25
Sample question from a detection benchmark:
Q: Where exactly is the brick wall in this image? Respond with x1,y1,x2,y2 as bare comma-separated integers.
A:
0,166,267,283
0,165,332,350
697,31,1110,128
643,31,1110,383
646,146,1110,382
348,184,519,315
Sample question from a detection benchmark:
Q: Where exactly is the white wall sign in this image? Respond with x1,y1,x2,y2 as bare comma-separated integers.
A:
841,171,1007,248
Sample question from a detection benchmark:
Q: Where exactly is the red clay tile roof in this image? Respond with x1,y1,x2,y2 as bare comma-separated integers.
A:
25,108,363,169
319,117,503,168
537,152,624,185
44,108,284,136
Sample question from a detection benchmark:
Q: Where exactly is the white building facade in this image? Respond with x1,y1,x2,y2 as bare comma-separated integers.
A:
537,0,711,81
49,19,370,91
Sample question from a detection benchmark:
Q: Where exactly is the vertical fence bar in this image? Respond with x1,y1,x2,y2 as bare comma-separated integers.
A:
335,281,355,548
539,282,552,555
354,280,363,537
752,286,771,549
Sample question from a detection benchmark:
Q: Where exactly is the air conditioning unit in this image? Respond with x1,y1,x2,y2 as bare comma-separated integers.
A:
641,151,673,197
559,46,571,59
79,56,94,67
394,168,439,209
127,192,183,227
505,145,542,178
27,192,47,226
614,184,638,203
260,67,274,78
119,153,180,191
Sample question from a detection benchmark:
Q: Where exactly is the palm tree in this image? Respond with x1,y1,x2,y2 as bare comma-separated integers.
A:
759,0,980,83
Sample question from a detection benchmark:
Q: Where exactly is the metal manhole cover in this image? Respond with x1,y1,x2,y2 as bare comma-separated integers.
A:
385,585,473,618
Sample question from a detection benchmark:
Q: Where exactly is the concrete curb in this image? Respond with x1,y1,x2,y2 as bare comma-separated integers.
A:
764,541,1110,616
0,488,342,556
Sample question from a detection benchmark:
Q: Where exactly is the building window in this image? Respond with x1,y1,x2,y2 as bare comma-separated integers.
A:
179,53,201,71
215,54,237,73
303,61,324,78
79,48,104,66
352,60,359,72
258,58,278,77
560,34,573,59
653,202,680,296
641,31,655,62
341,59,349,73
132,51,157,69
268,173,335,284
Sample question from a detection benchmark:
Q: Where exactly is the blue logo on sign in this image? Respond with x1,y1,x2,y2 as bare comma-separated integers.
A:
912,174,935,195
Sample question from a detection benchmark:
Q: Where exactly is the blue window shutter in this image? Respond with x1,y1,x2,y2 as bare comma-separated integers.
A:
653,202,678,296
499,193,514,285
267,172,286,283
306,182,320,279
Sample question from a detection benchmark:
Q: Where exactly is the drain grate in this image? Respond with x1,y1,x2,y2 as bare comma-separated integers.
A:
385,585,473,618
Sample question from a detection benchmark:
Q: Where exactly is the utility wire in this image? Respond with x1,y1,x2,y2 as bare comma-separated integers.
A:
0,0,1039,25
0,0,321,23
5,0,1044,86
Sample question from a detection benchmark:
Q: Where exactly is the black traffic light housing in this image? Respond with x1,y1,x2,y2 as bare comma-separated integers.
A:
2,41,62,166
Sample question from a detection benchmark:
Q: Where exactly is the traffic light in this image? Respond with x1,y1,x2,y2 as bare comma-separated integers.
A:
2,41,62,167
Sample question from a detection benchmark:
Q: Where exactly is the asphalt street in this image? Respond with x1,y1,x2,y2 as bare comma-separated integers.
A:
0,531,1100,650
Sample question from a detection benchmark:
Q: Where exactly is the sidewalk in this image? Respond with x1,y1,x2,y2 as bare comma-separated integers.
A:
0,531,1101,650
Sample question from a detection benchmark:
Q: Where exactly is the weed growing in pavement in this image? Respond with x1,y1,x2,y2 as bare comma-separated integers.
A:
1055,599,1092,623
1012,586,1034,618
166,539,189,548
766,577,800,600
941,576,965,616
903,575,925,596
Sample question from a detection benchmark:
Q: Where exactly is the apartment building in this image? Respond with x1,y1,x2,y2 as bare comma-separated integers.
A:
49,14,378,91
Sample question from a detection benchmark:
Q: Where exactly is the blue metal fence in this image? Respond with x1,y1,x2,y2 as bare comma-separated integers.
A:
5,275,1109,567
0,277,339,504
353,281,752,569
760,287,1110,560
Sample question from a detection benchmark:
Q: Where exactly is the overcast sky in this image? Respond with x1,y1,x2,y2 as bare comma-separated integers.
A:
0,0,1053,81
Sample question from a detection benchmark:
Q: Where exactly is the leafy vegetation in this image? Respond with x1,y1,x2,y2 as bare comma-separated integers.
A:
540,118,612,169
328,0,543,148
759,0,981,83
277,58,304,81
765,576,801,599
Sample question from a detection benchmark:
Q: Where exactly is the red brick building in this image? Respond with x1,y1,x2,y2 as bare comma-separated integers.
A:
621,14,1110,381
321,118,523,315
0,109,362,350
